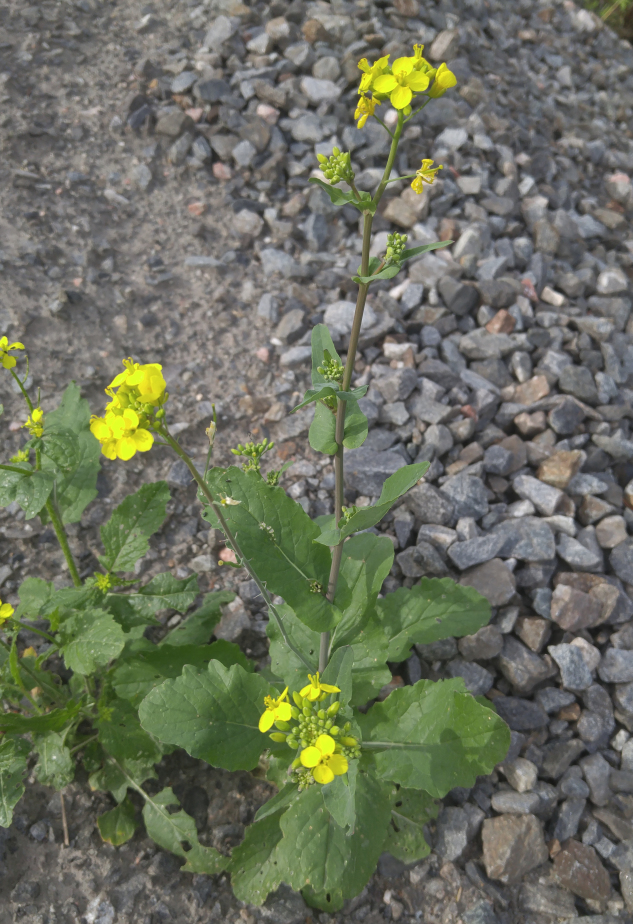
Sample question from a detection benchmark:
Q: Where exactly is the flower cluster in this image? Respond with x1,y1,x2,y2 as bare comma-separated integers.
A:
231,437,274,474
90,359,167,461
0,598,14,625
316,147,355,186
23,408,44,438
259,673,361,788
412,158,443,193
385,231,408,264
0,336,24,370
317,351,344,384
357,45,456,114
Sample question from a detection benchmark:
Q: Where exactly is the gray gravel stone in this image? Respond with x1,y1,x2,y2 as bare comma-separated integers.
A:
548,397,586,435
448,534,505,570
556,533,602,570
512,475,564,517
549,643,594,691
610,540,633,584
553,797,586,841
490,791,542,815
440,474,489,520
493,697,548,731
497,636,555,693
461,559,516,607
406,483,455,525
491,517,555,562
344,448,407,497
435,805,484,861
580,752,612,807
598,648,633,683
447,659,494,696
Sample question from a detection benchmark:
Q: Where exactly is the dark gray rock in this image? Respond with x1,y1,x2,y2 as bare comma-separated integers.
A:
494,697,548,731
447,534,505,570
541,738,586,779
549,644,594,691
490,791,542,814
438,276,479,316
556,533,602,570
535,687,576,714
460,559,516,606
491,517,556,562
580,753,612,807
405,482,455,525
598,648,633,683
457,625,503,661
483,444,514,476
344,448,407,496
447,659,494,696
374,367,418,403
559,365,599,405
497,636,555,693
610,540,633,584
553,797,586,841
440,474,489,520
434,804,484,861
512,475,563,517
396,542,448,578
548,397,586,435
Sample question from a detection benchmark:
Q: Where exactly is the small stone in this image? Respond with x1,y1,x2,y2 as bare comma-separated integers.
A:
440,474,489,520
482,814,548,884
300,76,342,104
460,559,516,607
518,883,577,919
155,108,193,138
448,534,505,570
214,598,250,641
458,625,503,661
553,798,586,841
406,483,455,525
447,659,494,696
491,517,555,562
537,450,584,490
374,367,418,403
344,448,407,497
513,474,564,516
397,541,448,578
556,533,602,570
485,309,515,335
535,688,577,714
490,791,542,814
514,375,550,405
494,697,548,731
548,398,585,435
435,805,483,861
324,300,377,337
483,445,514,476
598,648,633,683
553,840,611,901
232,139,257,168
580,752,612,807
542,739,586,779
550,584,602,632
429,28,460,61
502,758,538,793
515,616,551,652
416,637,458,662
438,277,479,316
497,636,554,693
559,365,599,405
597,515,627,548
234,209,264,237
549,644,593,691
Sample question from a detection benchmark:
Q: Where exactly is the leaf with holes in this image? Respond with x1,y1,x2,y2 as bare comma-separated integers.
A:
97,798,138,846
100,482,170,574
143,787,227,875
384,786,438,864
230,810,286,905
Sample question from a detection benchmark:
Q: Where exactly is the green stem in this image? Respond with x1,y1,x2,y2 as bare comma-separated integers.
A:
0,463,35,475
9,368,34,413
69,733,99,755
404,97,431,123
46,498,81,587
161,430,315,673
8,635,42,713
12,621,56,644
372,113,395,139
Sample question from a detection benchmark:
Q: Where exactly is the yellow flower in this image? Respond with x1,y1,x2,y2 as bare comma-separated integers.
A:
411,159,443,194
94,573,112,591
259,686,292,732
10,449,29,463
357,55,390,93
109,359,167,407
373,56,431,110
300,734,348,784
90,408,154,461
0,599,14,624
299,672,341,702
354,94,380,129
428,62,457,98
23,408,44,438
0,337,24,370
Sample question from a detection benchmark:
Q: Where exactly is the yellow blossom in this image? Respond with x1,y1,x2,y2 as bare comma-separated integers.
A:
90,408,154,461
10,449,29,463
411,159,443,194
94,573,112,591
357,55,390,93
299,672,341,702
0,337,24,370
354,94,380,129
109,359,167,407
259,687,292,732
23,408,44,438
300,734,348,784
428,62,457,98
373,56,431,110
0,599,14,624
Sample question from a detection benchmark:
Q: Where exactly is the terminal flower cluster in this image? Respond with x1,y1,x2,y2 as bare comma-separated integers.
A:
357,45,456,112
0,337,24,370
0,598,14,625
258,674,361,788
90,359,167,461
23,408,44,438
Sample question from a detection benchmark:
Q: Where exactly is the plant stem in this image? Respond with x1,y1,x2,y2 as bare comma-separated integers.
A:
69,732,99,755
12,621,56,644
0,463,36,475
318,111,405,674
46,498,81,587
161,431,315,673
10,368,34,413
60,789,70,847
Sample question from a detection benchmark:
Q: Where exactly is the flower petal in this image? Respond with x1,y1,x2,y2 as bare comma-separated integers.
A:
373,74,397,93
259,710,274,732
327,754,349,776
299,683,311,698
133,428,154,452
116,437,137,461
392,56,414,75
406,71,430,91
275,702,292,722
315,734,336,756
313,764,334,784
1,355,16,369
390,85,412,109
300,746,322,769
319,682,341,694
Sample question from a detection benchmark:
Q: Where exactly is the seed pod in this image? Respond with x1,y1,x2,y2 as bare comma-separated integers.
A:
327,701,341,716
269,732,287,743
274,719,291,731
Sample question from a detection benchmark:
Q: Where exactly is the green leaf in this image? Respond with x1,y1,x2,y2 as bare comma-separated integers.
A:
33,732,74,790
315,463,430,546
353,263,401,285
357,679,511,797
310,325,341,387
401,240,452,261
267,603,319,694
112,642,252,706
39,383,101,524
106,573,200,630
385,786,438,863
321,646,353,708
60,608,126,675
308,177,374,213
138,661,273,771
39,427,80,472
321,760,357,832
254,783,301,823
0,465,54,519
0,703,81,734
292,383,368,414
376,578,491,662
143,787,227,875
332,533,394,645
340,617,391,707
89,757,157,804
230,811,286,904
97,698,162,763
309,396,368,455
161,591,234,647
0,736,30,827
100,482,170,574
97,798,138,846
202,468,337,633
14,577,54,619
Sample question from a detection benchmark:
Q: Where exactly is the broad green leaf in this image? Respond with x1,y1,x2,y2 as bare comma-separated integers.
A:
309,395,368,454
97,798,137,846
308,177,375,213
60,608,126,675
292,383,368,414
0,465,53,519
106,573,199,630
230,811,286,904
39,427,80,472
401,240,452,261
139,661,273,771
14,577,54,619
267,603,319,694
385,786,438,863
332,533,394,644
353,262,401,285
357,679,511,796
89,756,157,804
0,737,30,827
143,787,227,875
112,642,252,706
97,698,162,763
0,703,81,734
321,760,357,832
254,783,301,822
39,383,101,523
161,590,235,647
315,463,430,546
100,482,170,574
321,646,353,708
33,732,74,790
202,468,337,633
342,617,391,706
376,578,491,662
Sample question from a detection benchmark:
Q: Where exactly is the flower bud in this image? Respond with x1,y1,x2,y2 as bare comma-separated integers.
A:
290,705,300,719
340,736,358,747
343,722,351,733
300,738,308,748
293,691,304,707
327,701,341,716
269,732,287,743
329,725,340,736
274,719,291,731
317,153,327,163
325,719,333,729
317,709,326,720
291,757,302,769
302,706,312,717
287,737,298,749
